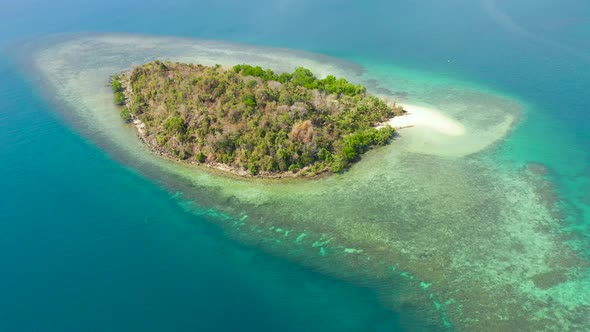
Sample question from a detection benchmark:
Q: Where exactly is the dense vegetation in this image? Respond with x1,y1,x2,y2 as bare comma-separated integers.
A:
112,61,403,176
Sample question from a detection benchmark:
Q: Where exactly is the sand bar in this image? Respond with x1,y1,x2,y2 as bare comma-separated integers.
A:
379,103,466,136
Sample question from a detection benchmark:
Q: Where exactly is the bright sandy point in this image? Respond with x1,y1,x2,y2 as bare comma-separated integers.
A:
380,103,466,136
377,101,515,157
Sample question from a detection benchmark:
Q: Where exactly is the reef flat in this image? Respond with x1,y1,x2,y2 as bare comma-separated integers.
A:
21,33,590,330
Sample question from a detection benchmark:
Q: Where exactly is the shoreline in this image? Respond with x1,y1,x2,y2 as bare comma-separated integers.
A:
128,101,468,179
130,116,329,179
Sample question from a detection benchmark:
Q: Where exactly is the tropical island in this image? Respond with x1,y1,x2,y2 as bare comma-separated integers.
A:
112,61,404,177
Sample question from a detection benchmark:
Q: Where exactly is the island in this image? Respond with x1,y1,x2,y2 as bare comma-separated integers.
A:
112,61,404,177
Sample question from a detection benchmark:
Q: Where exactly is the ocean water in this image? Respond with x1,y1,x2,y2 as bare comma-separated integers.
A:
1,0,589,331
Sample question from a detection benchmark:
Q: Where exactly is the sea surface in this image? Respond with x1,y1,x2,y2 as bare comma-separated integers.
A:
1,1,589,331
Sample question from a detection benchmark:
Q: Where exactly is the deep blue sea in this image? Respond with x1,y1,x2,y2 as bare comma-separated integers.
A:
1,0,588,331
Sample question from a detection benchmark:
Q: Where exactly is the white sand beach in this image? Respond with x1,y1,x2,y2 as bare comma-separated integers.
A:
376,101,515,157
379,103,466,136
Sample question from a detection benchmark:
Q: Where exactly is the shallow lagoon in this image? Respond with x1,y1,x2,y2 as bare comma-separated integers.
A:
21,33,590,330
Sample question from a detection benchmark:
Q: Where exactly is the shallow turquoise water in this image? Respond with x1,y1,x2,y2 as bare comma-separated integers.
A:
1,0,589,330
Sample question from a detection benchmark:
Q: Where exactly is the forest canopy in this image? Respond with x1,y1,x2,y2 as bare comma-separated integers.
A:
113,61,404,176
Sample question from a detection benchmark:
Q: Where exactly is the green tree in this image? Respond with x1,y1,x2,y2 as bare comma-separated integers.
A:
290,67,317,88
114,91,125,105
242,93,257,108
164,116,185,134
196,152,206,163
119,107,131,121
111,79,122,92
